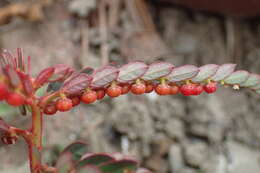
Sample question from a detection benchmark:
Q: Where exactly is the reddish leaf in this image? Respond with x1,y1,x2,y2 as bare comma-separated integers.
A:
5,66,21,87
18,72,34,95
77,153,115,168
167,65,199,82
61,74,92,95
141,62,174,80
48,64,74,82
224,70,250,84
117,62,148,83
192,64,219,82
211,64,236,81
240,73,260,87
34,67,55,88
90,66,119,88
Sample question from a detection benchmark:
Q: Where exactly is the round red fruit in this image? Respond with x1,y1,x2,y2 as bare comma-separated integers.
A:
44,104,57,115
96,89,106,100
180,84,195,96
145,83,154,93
170,85,179,95
131,83,146,95
204,82,217,94
81,90,97,104
56,98,73,112
71,96,81,106
155,84,171,95
6,93,25,106
106,85,122,97
121,84,131,95
0,83,9,100
194,84,204,95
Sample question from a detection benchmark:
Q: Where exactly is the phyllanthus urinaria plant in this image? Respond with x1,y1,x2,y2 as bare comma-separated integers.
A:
0,49,260,173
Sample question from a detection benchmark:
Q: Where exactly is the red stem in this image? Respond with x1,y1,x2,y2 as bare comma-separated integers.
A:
28,102,43,173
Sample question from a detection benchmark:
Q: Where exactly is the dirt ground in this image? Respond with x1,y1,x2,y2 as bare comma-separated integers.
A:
0,1,259,173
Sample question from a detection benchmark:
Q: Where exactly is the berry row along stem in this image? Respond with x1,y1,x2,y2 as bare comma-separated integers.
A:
1,49,260,173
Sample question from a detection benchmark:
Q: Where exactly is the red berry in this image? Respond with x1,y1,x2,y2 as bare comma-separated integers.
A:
96,89,106,100
204,82,217,94
81,90,97,104
71,96,81,106
6,93,25,106
56,98,73,112
194,84,204,95
121,84,131,95
131,83,146,95
106,85,122,97
44,104,57,115
155,84,171,95
170,85,179,95
0,83,8,101
180,84,195,96
145,83,154,93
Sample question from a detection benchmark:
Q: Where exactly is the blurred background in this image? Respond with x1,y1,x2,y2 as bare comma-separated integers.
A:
0,0,259,173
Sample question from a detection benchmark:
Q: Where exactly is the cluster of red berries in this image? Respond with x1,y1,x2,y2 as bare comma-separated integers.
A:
0,83,25,107
43,80,217,115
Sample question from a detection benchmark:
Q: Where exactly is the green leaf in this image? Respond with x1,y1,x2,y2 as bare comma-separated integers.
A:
192,64,219,82
240,73,260,87
117,62,148,83
255,90,260,94
99,159,138,173
224,70,249,85
250,83,260,91
211,64,236,81
60,141,88,162
141,62,174,80
167,65,199,82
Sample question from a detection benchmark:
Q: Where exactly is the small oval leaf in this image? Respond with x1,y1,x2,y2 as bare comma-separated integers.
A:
49,64,74,82
99,159,138,173
240,73,260,87
141,62,174,80
34,67,55,88
61,74,92,95
250,83,260,90
60,141,88,162
211,64,236,81
192,64,219,82
77,153,115,168
91,66,119,88
167,65,199,82
117,62,148,83
255,89,260,94
224,70,250,84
